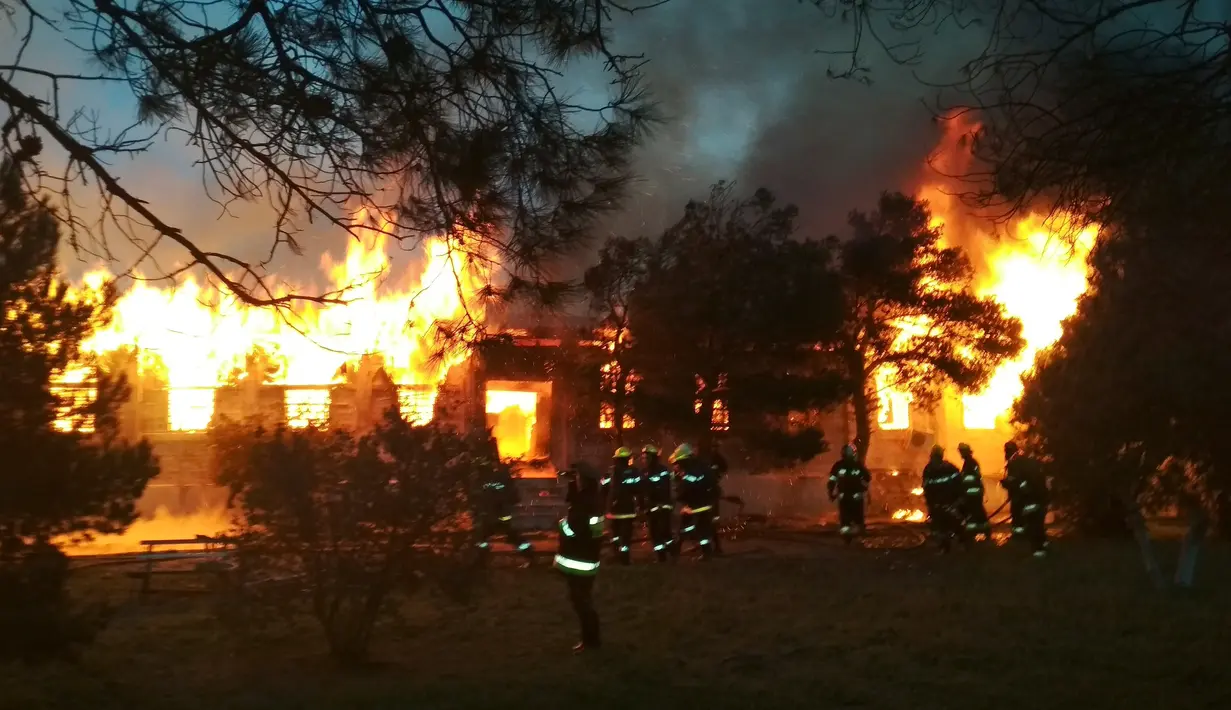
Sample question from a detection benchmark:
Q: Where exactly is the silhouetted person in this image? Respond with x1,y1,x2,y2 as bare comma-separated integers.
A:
555,462,605,652
1003,441,1050,557
827,444,872,544
640,445,675,561
957,443,990,539
922,445,964,552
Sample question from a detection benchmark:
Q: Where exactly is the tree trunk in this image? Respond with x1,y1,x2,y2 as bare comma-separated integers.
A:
1125,507,1166,590
851,386,872,463
1174,506,1209,589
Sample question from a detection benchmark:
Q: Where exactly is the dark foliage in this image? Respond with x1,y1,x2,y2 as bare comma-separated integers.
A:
0,151,159,662
1,0,660,307
825,192,1024,460
587,182,844,466
213,412,489,666
1015,224,1231,535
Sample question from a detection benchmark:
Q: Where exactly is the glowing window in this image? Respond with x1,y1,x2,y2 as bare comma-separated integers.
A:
598,361,637,429
711,399,730,432
875,370,911,430
169,388,214,431
51,386,96,433
486,390,537,459
599,402,635,430
398,387,436,424
286,389,330,429
695,374,729,431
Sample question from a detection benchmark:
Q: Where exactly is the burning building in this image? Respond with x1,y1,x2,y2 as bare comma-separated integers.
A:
748,115,1097,522
56,209,587,553
56,115,1098,548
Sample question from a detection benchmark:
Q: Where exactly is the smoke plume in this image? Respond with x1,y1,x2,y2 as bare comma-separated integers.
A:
603,0,992,242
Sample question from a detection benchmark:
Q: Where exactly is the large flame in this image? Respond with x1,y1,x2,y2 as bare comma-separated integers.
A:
68,207,492,431
55,208,493,555
877,115,1097,432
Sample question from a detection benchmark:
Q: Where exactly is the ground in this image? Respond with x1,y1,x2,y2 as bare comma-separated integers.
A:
2,528,1228,710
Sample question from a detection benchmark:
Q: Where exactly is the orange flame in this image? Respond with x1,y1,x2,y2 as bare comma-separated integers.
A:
877,114,1097,431
66,208,493,431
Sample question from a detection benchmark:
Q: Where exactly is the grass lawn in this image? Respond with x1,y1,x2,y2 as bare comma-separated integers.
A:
2,529,1229,710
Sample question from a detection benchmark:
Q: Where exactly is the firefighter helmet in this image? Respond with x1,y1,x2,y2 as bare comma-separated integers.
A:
1003,441,1019,457
668,443,695,464
930,444,944,458
841,444,856,460
642,444,659,455
957,442,972,455
613,447,632,459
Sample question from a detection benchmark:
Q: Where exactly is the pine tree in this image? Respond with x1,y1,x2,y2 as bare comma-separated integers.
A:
0,144,159,662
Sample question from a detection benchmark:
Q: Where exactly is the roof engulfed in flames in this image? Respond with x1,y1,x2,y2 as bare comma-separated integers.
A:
64,207,493,431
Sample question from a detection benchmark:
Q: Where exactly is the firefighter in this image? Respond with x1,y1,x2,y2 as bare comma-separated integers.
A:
671,443,717,560
474,437,534,565
827,444,872,544
921,445,964,552
1003,441,1050,557
957,443,991,539
641,445,676,561
606,447,643,565
555,462,606,652
1002,442,1026,539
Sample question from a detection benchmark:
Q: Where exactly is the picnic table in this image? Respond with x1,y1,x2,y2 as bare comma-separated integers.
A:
127,536,236,598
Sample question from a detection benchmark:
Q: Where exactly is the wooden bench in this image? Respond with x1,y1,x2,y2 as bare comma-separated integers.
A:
127,536,236,598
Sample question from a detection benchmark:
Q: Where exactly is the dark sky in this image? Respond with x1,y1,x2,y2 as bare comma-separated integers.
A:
599,0,989,243
5,0,993,287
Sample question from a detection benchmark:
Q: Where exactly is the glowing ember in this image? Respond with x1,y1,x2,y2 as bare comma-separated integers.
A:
892,509,926,522
62,208,492,429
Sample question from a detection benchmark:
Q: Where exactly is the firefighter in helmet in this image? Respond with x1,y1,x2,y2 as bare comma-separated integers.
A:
606,446,643,565
957,443,991,539
474,435,534,565
827,444,872,544
671,443,718,560
1003,441,1050,557
921,445,965,552
641,444,676,561
555,462,605,652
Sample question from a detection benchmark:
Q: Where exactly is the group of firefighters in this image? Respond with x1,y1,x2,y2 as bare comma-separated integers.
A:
475,442,728,568
475,435,1052,653
827,441,1051,556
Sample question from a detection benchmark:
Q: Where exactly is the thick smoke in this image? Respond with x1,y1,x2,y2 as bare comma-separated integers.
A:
601,0,992,242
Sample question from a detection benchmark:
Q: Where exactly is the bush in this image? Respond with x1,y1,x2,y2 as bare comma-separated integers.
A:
0,541,109,663
213,412,489,666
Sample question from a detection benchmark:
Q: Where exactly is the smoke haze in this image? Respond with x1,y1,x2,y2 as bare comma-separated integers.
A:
602,0,991,243
7,1,995,287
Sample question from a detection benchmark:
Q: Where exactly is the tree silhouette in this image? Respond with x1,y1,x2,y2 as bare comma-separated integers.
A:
0,146,159,662
826,192,1023,461
1015,220,1231,536
213,413,487,666
580,235,650,445
614,182,843,465
0,0,661,308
